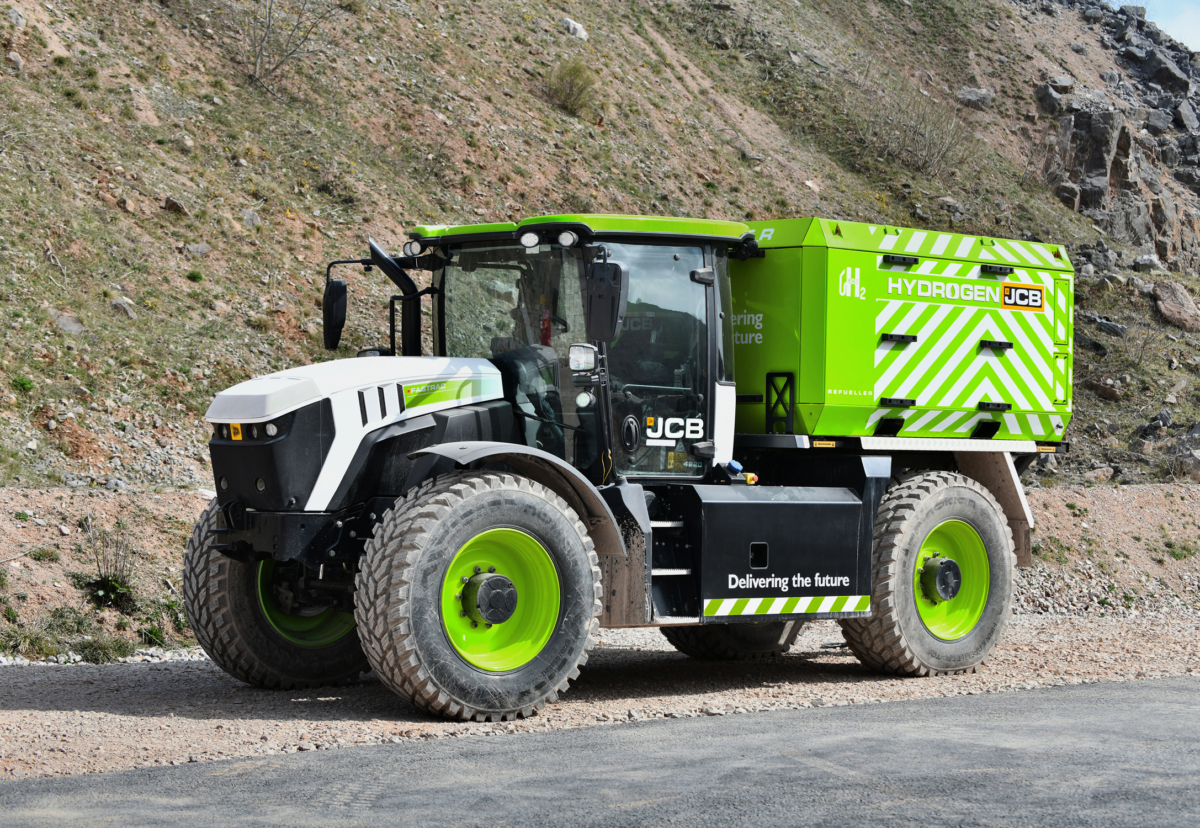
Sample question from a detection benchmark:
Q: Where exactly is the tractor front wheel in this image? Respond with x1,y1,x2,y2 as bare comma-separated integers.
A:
182,499,368,689
355,473,602,721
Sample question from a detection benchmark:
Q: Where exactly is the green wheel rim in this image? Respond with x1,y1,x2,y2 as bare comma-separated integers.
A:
912,519,990,641
441,528,561,673
257,561,357,648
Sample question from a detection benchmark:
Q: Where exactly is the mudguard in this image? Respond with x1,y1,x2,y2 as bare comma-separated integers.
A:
410,442,627,558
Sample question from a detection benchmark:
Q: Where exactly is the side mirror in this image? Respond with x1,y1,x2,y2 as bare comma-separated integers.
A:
322,279,347,350
584,258,628,342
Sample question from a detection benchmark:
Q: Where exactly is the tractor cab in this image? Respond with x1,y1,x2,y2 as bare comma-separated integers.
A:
408,215,756,485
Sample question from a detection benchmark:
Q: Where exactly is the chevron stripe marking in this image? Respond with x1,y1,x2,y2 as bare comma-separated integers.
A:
702,597,869,616
905,231,927,254
931,234,952,256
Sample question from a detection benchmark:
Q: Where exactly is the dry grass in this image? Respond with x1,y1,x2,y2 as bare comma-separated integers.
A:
832,68,976,178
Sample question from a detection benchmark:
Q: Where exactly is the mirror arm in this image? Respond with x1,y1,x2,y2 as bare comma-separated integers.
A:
325,258,372,284
388,288,441,356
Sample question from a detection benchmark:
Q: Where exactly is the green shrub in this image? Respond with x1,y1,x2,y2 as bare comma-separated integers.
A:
547,57,599,117
0,625,58,659
186,270,203,283
28,548,60,563
3,606,16,623
11,376,33,393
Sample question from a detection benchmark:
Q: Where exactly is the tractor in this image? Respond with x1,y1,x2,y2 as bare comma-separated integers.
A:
184,214,1072,721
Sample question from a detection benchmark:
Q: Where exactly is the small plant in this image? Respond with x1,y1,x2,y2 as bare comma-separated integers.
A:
0,625,57,659
0,570,7,589
15,512,29,521
11,376,33,394
52,55,71,67
547,57,599,117
77,634,135,663
79,515,138,613
186,270,203,283
28,548,60,564
3,606,16,623
139,624,167,647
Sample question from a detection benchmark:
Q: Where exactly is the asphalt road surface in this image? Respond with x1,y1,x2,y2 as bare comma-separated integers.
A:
2,677,1197,827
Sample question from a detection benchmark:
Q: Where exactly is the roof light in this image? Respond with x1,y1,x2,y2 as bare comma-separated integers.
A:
519,231,540,248
402,240,423,257
557,230,579,247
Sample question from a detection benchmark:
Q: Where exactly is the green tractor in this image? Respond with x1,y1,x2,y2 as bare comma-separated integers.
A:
185,214,1072,720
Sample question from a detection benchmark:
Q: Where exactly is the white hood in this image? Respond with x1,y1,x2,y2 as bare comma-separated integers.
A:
205,357,505,511
205,357,500,423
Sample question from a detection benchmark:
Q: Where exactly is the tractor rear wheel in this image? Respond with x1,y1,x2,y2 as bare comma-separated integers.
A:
839,472,1014,676
661,620,803,660
354,472,602,721
182,499,368,689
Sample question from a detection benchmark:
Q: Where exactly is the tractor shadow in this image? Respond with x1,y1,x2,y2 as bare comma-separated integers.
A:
0,644,887,726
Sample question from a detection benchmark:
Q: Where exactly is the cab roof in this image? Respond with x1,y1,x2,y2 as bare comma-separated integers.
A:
409,214,752,245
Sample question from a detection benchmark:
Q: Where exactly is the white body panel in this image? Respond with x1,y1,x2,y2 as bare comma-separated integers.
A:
712,382,736,465
205,357,503,512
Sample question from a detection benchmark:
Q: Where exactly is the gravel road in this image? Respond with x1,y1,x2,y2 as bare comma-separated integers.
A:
3,676,1198,828
2,615,1197,780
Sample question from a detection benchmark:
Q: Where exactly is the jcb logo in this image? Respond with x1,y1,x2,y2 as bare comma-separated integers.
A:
1001,283,1045,312
839,267,866,300
646,416,704,440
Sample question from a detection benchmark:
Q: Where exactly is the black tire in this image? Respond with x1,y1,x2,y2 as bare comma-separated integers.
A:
661,620,804,661
838,472,1015,676
354,472,602,721
182,499,368,689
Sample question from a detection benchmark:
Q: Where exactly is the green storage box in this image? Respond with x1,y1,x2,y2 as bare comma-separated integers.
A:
730,218,1074,443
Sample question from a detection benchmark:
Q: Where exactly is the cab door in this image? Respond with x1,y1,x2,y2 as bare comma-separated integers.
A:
603,243,710,478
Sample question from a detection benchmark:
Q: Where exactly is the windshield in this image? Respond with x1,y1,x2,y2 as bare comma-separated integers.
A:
438,241,595,472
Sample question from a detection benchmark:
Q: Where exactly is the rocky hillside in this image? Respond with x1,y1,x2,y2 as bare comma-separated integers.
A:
0,0,1196,494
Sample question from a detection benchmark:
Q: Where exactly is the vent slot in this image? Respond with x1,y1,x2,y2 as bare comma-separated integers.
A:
979,339,1013,351
981,264,1014,275
357,390,368,426
396,384,406,414
882,333,918,343
977,401,1012,412
880,397,916,408
736,394,764,404
883,254,919,266
378,386,388,418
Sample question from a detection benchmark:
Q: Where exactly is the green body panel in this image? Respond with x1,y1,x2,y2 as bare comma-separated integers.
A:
732,218,1074,442
411,214,750,243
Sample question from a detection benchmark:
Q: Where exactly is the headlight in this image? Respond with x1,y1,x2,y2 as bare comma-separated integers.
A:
265,422,278,437
519,231,540,248
557,230,579,247
402,240,423,257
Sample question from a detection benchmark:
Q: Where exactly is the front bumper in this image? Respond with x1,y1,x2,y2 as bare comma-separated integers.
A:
217,497,394,567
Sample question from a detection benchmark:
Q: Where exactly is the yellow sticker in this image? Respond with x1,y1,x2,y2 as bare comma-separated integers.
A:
646,417,655,427
1001,282,1045,312
813,440,837,448
230,423,243,441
